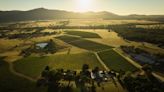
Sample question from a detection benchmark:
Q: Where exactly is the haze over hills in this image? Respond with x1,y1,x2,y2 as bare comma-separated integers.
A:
0,8,164,23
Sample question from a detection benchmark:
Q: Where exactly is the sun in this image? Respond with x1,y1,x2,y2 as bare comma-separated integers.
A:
76,0,92,12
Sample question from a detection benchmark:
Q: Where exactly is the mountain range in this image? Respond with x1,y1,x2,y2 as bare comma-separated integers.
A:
0,8,164,23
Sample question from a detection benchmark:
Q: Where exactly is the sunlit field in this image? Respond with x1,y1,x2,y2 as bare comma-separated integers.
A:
14,52,104,78
98,50,137,72
0,0,164,91
0,20,164,92
0,57,47,92
3,19,158,28
56,35,112,52
64,30,101,38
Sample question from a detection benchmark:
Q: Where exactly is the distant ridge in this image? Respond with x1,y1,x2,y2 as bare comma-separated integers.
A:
0,8,164,23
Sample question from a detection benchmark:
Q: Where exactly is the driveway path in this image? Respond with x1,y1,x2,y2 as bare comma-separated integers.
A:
8,62,36,82
94,52,110,71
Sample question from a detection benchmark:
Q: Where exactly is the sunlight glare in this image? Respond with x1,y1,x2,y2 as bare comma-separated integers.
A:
76,0,92,12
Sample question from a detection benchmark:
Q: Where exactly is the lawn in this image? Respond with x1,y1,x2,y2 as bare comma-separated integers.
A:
98,50,138,72
64,30,101,38
56,35,112,52
14,52,104,78
0,57,46,92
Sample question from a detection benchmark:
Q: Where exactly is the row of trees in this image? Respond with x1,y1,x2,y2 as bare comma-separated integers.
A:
37,64,164,92
1,22,164,30
37,64,118,92
108,24,164,47
6,32,56,39
0,27,57,39
120,65,164,92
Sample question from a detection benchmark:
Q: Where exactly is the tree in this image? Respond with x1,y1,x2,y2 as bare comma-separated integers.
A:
44,39,57,54
78,64,92,92
92,67,102,87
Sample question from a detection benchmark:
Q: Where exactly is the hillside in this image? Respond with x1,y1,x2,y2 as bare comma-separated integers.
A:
0,8,164,23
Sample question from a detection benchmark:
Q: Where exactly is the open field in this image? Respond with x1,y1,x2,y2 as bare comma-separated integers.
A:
3,19,157,27
14,52,104,78
56,35,112,52
0,57,46,92
0,20,164,92
67,19,158,26
98,50,138,72
55,35,81,43
0,39,23,52
0,0,163,91
69,40,112,52
64,30,101,38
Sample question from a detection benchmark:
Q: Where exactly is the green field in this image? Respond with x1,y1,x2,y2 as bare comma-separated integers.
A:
64,30,101,38
70,40,112,52
14,52,104,78
98,50,137,72
1,26,151,92
56,35,112,52
55,35,81,43
0,57,46,92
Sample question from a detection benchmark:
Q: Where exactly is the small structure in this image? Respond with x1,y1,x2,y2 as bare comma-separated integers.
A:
35,43,48,49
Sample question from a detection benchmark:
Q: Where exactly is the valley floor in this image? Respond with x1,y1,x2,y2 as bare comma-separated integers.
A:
0,29,163,92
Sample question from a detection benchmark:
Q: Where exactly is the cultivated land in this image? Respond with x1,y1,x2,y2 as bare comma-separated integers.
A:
56,35,112,52
14,52,104,78
0,19,164,92
3,19,157,27
98,50,137,72
0,57,47,92
64,30,101,38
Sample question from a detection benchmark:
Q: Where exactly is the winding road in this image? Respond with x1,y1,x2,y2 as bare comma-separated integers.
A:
8,62,36,82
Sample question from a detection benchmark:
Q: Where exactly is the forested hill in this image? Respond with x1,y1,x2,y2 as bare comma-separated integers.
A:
0,8,164,23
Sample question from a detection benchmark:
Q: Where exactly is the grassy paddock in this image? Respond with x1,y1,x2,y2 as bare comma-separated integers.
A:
56,35,112,52
14,52,104,78
70,40,112,52
55,35,81,43
64,30,101,38
0,57,46,92
98,50,137,72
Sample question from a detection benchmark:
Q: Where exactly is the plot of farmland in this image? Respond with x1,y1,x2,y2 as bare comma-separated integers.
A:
55,35,81,43
64,30,101,38
98,50,137,72
56,35,112,52
0,57,46,92
14,52,104,78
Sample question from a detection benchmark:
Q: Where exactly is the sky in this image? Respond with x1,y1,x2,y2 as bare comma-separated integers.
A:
0,0,164,15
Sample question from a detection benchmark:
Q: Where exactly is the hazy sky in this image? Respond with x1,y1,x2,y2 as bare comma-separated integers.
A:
0,0,164,15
